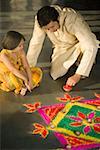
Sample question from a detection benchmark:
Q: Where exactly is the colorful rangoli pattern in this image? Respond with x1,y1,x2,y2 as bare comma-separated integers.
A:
23,93,100,150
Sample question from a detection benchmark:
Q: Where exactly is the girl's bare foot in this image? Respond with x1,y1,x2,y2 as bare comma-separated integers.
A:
20,87,27,96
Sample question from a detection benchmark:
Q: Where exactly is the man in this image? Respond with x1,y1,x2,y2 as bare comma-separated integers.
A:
27,5,99,90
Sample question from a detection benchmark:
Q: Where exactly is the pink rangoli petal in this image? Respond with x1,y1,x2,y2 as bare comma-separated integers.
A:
84,126,91,134
87,111,95,119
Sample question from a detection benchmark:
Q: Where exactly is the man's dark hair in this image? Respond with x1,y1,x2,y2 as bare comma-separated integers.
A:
1,31,25,50
37,6,59,27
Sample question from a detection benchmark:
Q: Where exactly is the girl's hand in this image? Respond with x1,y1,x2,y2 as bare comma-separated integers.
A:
25,82,31,92
66,74,81,86
20,87,27,96
28,80,34,91
23,78,30,91
24,80,33,92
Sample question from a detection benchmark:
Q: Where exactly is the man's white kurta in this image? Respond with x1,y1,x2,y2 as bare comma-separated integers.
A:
27,5,99,80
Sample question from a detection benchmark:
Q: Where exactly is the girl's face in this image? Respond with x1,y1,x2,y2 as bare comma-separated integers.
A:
15,39,24,51
43,21,60,32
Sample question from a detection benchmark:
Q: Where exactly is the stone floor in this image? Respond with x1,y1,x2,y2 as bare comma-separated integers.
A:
0,0,100,150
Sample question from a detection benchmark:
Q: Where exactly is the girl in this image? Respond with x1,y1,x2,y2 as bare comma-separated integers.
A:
0,31,42,95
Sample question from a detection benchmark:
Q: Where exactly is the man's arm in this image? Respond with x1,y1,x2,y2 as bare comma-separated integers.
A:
64,10,99,87
27,16,46,66
67,11,99,77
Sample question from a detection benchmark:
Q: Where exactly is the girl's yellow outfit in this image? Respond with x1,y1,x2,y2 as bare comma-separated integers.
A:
0,49,42,94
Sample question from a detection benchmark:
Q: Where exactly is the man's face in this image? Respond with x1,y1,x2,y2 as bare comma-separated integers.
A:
43,21,60,32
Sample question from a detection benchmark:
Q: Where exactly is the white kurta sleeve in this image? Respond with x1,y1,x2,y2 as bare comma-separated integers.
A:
27,16,46,66
68,12,98,77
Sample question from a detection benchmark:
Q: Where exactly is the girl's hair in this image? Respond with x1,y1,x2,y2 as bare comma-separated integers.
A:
37,6,59,27
1,31,25,50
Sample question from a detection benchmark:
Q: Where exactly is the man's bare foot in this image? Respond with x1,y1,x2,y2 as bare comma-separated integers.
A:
20,88,27,96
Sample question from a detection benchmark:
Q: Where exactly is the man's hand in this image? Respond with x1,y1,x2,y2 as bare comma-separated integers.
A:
66,74,81,86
